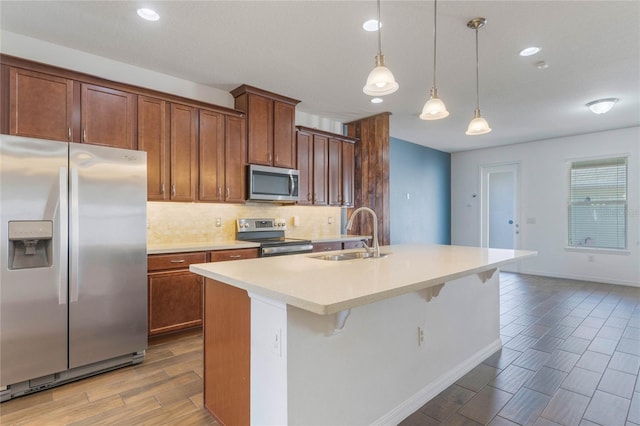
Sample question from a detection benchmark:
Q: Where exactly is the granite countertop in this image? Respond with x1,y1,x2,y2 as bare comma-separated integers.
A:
190,244,537,315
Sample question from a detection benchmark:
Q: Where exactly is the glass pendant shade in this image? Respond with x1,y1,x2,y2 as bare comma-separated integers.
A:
420,88,449,120
363,54,399,96
466,109,491,135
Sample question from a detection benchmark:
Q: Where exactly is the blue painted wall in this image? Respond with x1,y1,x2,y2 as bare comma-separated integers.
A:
389,137,451,244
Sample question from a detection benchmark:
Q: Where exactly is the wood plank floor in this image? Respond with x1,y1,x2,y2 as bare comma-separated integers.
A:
0,329,217,426
1,273,638,425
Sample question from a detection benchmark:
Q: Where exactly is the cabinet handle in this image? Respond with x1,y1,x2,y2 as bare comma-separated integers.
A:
161,183,165,195
308,193,311,201
226,187,230,199
268,153,272,162
170,259,186,263
228,255,242,258
82,129,87,142
217,187,222,200
68,128,72,141
171,184,176,197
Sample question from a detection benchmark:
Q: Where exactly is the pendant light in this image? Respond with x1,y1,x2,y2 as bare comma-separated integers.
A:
363,0,399,96
465,17,491,136
420,0,449,120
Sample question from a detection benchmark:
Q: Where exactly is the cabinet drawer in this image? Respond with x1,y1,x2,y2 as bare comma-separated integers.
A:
210,248,259,262
343,240,364,249
148,251,207,271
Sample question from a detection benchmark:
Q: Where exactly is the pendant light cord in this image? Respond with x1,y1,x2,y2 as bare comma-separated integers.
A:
474,26,480,110
377,0,382,56
432,0,438,88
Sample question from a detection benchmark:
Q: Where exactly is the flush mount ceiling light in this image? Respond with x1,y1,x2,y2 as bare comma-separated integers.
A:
420,0,449,121
586,98,619,114
466,17,491,136
363,0,399,96
371,97,384,104
519,46,541,57
363,19,380,32
137,8,159,21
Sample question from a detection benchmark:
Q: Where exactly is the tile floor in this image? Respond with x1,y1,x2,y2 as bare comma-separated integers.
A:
401,272,640,426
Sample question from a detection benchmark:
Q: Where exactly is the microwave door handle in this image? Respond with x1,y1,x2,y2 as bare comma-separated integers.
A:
289,174,295,196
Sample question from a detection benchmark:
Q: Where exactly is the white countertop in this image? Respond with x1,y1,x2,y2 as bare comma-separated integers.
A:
147,240,260,255
190,244,536,315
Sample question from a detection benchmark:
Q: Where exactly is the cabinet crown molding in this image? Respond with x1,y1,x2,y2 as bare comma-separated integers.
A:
230,84,300,106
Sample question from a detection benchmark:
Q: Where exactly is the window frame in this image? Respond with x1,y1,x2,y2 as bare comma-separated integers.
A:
566,155,628,252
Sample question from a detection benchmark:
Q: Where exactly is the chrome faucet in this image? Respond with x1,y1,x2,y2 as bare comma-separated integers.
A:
346,207,380,258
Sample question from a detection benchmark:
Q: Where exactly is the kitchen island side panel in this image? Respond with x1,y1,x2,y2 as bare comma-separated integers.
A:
285,272,501,425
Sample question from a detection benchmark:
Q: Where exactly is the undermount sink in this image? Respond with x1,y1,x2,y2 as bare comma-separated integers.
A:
310,252,390,261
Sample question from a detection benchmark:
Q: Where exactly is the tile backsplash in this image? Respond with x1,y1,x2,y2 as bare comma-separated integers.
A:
147,202,343,245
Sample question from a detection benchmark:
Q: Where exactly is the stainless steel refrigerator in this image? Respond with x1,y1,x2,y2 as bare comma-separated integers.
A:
0,135,147,401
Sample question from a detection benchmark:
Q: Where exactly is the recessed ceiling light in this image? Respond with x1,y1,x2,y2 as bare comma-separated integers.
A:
519,46,541,57
363,19,381,32
137,8,160,21
586,98,619,114
535,61,549,69
371,97,383,104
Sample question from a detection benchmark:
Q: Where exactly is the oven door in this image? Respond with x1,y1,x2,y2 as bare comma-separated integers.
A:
248,164,299,202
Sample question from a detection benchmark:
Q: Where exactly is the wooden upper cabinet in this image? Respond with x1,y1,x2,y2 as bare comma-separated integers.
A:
170,103,197,202
296,130,313,205
328,138,342,206
342,141,355,207
245,93,272,166
224,115,246,203
8,67,73,141
231,85,299,168
138,96,169,201
81,83,136,149
312,134,328,205
273,101,296,168
199,109,225,202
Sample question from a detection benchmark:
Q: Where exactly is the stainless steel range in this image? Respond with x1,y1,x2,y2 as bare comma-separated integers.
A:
236,218,313,257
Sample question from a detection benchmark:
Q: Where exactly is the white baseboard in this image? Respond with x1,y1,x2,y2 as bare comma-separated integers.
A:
372,338,503,426
518,268,639,287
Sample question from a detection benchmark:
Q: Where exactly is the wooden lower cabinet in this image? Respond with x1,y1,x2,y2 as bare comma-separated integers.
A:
204,279,251,425
312,241,342,252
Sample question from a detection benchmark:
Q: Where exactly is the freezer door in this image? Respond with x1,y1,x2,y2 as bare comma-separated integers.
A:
68,143,147,368
0,135,69,386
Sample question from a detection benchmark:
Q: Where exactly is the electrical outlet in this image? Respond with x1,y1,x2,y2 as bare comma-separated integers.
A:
588,255,595,263
328,217,333,225
417,326,424,346
271,328,282,357
215,217,222,227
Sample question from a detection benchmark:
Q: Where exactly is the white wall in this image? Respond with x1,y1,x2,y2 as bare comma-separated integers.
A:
452,127,640,286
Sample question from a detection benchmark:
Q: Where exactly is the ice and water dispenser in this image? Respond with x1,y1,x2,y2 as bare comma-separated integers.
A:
8,221,53,269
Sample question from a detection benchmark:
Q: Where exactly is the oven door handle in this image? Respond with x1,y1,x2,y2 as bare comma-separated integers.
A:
262,244,313,256
289,174,295,196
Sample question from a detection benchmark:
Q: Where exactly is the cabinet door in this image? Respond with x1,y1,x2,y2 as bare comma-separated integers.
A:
246,94,272,165
199,109,225,201
8,67,73,141
312,135,328,205
81,83,136,149
170,103,198,201
273,101,295,168
296,130,313,205
138,96,169,201
148,270,203,336
328,138,342,206
224,115,247,203
342,141,355,207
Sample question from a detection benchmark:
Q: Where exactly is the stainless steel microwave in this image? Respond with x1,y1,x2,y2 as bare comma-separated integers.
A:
247,164,300,202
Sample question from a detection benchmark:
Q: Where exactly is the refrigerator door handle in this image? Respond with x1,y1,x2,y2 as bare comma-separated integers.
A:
59,167,69,305
70,167,80,303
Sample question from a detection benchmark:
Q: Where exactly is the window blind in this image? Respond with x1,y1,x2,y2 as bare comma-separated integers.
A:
568,157,627,249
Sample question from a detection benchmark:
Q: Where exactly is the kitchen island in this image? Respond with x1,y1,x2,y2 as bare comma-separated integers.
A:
190,244,536,425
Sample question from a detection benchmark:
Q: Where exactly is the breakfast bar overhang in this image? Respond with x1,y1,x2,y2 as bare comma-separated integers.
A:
191,244,536,425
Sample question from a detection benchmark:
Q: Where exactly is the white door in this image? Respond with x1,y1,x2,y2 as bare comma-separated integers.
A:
481,163,521,250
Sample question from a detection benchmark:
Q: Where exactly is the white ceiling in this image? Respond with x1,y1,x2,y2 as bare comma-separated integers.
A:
1,1,638,153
